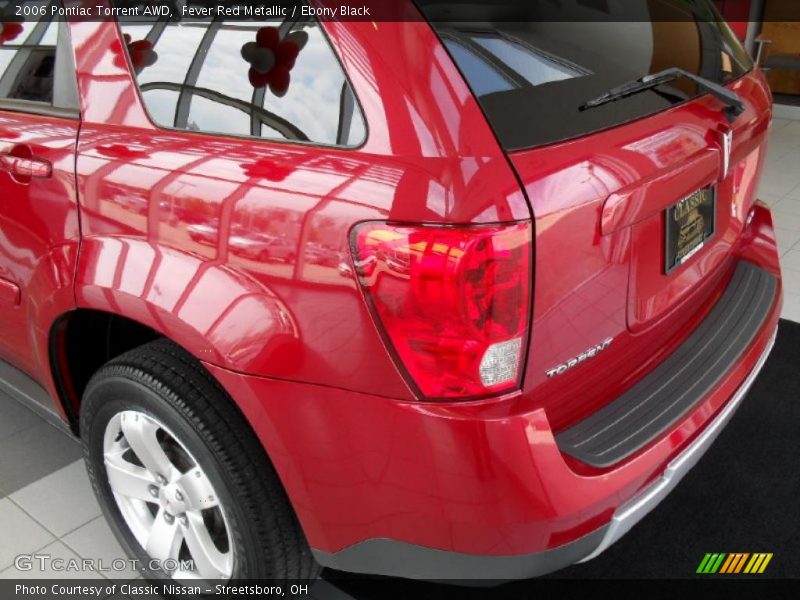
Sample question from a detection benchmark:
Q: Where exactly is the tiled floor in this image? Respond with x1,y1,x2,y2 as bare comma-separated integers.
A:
765,118,800,321
0,394,128,581
0,113,799,584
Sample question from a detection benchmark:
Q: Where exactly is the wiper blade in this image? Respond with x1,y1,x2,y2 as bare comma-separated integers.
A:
581,71,679,109
580,67,745,123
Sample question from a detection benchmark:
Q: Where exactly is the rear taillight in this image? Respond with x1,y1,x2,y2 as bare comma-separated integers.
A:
351,221,532,400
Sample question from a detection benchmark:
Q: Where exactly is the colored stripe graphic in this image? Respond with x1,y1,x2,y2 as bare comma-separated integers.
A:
719,553,737,573
734,553,750,573
719,554,736,573
697,554,713,573
700,553,773,574
697,553,727,573
744,554,760,573
758,553,773,573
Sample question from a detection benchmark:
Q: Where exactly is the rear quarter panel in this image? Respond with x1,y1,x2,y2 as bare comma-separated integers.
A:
69,15,528,396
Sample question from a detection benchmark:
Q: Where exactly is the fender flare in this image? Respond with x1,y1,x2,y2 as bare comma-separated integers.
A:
75,236,300,372
65,236,309,511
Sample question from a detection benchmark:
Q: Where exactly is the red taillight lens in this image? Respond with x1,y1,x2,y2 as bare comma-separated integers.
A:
351,221,532,400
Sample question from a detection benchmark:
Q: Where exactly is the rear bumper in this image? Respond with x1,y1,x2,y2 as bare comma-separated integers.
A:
205,203,782,580
556,261,776,468
312,326,775,579
580,325,775,563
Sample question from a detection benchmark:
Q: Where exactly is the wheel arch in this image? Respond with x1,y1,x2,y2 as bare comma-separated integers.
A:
50,236,299,432
48,308,160,434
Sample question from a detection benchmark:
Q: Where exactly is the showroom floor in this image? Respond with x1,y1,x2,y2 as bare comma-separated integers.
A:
0,115,799,588
761,117,800,321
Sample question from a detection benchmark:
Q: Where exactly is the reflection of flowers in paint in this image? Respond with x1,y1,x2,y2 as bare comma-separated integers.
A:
0,22,23,44
112,33,158,74
240,26,308,96
96,144,150,160
241,158,293,182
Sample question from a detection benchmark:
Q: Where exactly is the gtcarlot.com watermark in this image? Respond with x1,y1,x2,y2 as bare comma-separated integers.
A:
14,553,192,574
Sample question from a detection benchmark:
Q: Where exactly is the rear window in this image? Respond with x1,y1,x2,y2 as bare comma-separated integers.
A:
417,1,753,150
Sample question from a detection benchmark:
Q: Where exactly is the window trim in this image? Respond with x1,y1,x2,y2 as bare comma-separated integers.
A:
53,18,80,113
0,97,78,119
116,16,368,151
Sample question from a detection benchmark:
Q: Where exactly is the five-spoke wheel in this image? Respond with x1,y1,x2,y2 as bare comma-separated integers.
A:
104,410,233,580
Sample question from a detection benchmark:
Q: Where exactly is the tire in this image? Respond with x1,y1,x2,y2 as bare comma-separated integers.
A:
80,338,319,582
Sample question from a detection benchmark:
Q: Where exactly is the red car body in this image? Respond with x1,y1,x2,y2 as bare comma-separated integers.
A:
0,4,781,580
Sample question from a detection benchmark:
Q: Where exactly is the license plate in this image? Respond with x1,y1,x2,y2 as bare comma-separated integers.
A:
664,187,715,273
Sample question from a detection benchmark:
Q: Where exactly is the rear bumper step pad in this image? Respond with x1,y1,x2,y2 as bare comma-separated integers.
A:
556,261,777,468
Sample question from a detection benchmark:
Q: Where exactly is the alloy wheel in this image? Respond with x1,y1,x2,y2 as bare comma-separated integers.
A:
103,410,233,580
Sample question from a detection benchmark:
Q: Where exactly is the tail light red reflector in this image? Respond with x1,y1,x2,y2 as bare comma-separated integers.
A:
351,221,532,400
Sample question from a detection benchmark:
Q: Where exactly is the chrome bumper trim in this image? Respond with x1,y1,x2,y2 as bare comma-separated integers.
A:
579,326,777,563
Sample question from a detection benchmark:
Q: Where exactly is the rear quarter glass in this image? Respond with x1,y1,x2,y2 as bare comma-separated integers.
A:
118,12,366,148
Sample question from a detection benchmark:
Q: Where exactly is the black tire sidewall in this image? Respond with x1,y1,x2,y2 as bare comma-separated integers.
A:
82,375,256,581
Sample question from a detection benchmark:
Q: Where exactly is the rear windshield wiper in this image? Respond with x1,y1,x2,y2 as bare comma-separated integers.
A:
580,67,745,123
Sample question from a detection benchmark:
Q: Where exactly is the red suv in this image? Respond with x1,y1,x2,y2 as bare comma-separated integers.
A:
0,0,781,583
